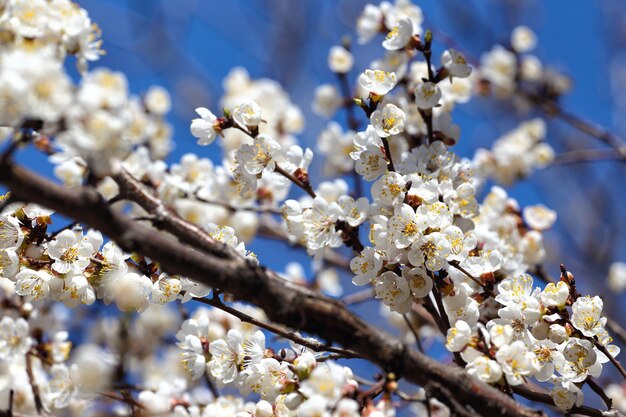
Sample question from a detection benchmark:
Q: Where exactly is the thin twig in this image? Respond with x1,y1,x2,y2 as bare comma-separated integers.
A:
381,137,396,171
403,313,425,354
551,148,624,166
448,261,495,297
25,353,43,414
192,192,281,215
585,377,612,410
342,288,374,305
274,163,316,198
193,292,360,358
512,385,605,417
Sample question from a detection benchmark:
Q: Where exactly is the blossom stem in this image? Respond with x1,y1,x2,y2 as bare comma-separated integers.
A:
550,148,624,166
512,385,604,417
274,163,316,198
341,288,374,305
381,137,396,171
585,377,612,410
192,192,282,215
593,338,626,380
25,352,44,414
193,292,360,358
403,313,425,354
448,261,495,297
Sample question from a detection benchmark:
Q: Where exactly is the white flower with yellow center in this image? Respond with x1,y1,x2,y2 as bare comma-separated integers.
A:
511,26,537,53
236,134,281,175
388,203,427,249
540,281,569,308
358,69,397,96
350,247,383,286
178,333,208,381
571,296,606,337
416,202,453,230
523,204,557,231
495,273,535,307
232,100,262,131
152,274,182,304
15,268,52,301
302,197,343,253
355,145,388,181
48,228,97,275
403,265,432,298
375,270,412,313
59,274,95,308
442,182,478,218
370,103,406,137
208,329,246,385
244,357,292,401
0,316,32,360
441,49,472,78
337,196,369,227
371,171,407,206
466,356,502,384
46,364,78,409
0,214,23,251
382,16,413,50
175,314,211,380
0,249,19,279
488,323,514,348
443,226,477,263
328,46,354,74
415,81,441,109
410,232,451,271
445,320,472,352
495,340,539,385
209,329,265,386
190,107,219,146
104,272,152,313
554,338,601,383
550,379,583,411
480,45,516,91
443,285,479,326
356,4,383,45
299,361,347,402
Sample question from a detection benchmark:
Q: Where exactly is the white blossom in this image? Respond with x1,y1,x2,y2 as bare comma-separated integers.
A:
441,49,472,78
328,46,354,74
358,69,397,96
370,103,406,137
191,107,219,146
415,82,441,109
232,100,262,131
382,16,413,50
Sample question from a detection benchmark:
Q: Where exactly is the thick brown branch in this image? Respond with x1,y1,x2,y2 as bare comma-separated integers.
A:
0,160,545,417
112,168,239,260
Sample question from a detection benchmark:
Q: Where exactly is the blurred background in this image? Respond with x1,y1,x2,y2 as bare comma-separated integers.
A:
62,0,625,412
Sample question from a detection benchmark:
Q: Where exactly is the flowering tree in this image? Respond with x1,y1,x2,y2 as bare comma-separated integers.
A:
1,1,626,417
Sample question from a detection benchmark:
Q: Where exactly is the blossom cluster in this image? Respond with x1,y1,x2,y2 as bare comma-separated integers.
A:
173,308,387,417
0,0,623,416
473,119,555,185
446,273,619,410
0,202,242,312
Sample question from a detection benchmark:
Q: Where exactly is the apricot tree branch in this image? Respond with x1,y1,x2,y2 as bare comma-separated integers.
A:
0,158,550,417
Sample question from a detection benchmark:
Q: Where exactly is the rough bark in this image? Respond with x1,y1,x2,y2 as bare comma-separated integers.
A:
0,160,546,417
